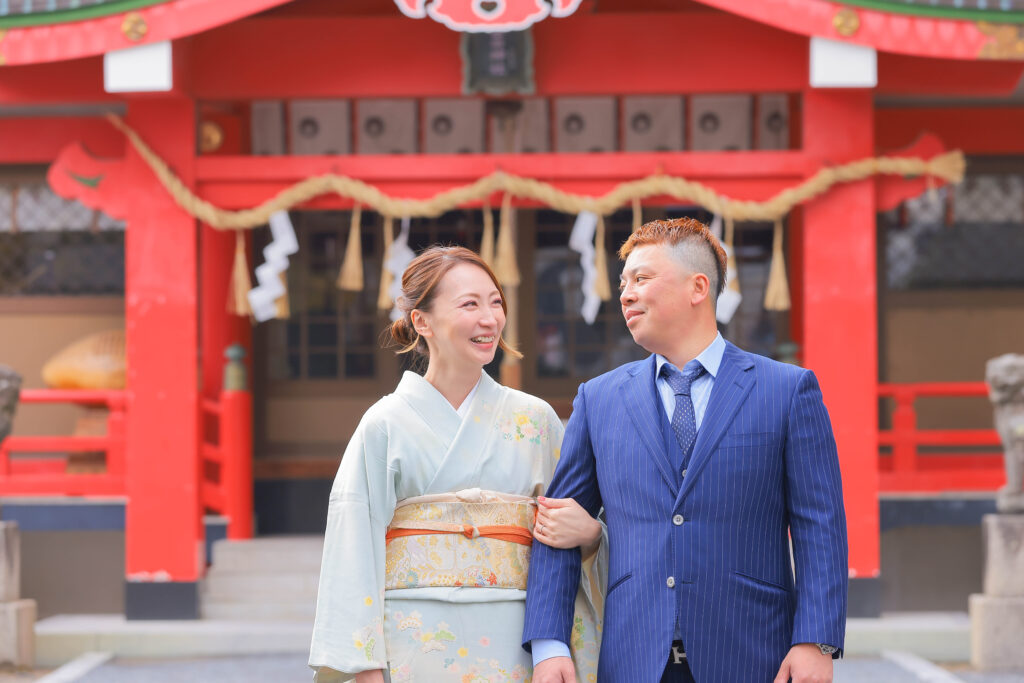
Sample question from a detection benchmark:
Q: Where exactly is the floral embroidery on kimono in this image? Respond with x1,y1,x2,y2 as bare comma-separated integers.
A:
309,370,605,683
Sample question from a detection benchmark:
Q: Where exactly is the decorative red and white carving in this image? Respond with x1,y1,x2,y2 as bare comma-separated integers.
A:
394,0,582,32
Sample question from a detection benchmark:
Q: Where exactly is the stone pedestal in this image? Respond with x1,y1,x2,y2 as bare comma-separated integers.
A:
1,520,21,603
0,599,36,667
0,522,35,668
983,514,1024,597
970,514,1024,670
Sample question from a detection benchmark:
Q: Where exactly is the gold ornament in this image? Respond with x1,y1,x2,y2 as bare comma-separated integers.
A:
0,29,6,66
199,121,225,154
833,7,860,38
121,12,148,42
977,22,1024,60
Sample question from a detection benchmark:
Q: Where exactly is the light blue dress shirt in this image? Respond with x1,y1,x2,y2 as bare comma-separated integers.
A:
531,333,726,667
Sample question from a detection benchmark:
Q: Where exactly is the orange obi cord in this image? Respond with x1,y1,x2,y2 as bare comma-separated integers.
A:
385,524,534,546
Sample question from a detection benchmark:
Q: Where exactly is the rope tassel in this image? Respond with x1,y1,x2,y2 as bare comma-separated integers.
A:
337,205,364,292
377,215,395,311
494,193,520,287
274,272,290,319
725,217,740,297
594,215,612,302
480,201,495,268
763,218,791,311
632,198,642,232
226,231,253,317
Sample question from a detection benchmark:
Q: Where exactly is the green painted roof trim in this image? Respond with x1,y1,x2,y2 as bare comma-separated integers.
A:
0,0,171,29
838,0,1024,24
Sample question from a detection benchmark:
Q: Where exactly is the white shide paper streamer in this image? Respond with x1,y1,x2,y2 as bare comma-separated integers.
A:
569,210,602,325
386,217,416,322
709,213,742,325
247,210,299,322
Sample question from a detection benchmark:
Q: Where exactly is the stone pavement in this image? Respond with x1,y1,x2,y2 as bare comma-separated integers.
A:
51,654,1024,683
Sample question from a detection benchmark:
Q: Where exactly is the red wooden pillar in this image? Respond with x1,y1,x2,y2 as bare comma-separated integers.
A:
801,90,881,615
122,97,203,619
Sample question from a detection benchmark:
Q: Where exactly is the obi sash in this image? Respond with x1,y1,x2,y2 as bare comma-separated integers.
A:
384,488,535,590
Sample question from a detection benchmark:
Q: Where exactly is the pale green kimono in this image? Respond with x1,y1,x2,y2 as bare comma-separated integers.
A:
309,370,604,683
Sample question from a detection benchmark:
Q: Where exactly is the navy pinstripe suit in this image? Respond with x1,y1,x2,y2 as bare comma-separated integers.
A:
522,341,848,683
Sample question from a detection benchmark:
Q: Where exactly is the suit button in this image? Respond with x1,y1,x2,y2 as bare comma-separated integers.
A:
666,576,676,588
673,515,684,526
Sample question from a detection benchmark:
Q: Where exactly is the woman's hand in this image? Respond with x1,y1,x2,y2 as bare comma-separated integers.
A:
354,669,386,683
534,496,602,550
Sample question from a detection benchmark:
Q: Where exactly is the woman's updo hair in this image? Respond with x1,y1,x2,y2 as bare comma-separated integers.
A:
386,246,522,360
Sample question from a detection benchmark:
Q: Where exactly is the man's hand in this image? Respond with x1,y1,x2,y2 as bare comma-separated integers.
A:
532,656,575,683
774,643,833,683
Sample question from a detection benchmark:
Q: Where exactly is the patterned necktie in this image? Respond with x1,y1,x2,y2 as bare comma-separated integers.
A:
660,362,706,474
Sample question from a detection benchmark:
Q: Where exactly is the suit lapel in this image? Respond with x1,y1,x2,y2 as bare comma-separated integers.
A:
620,355,679,495
678,342,755,504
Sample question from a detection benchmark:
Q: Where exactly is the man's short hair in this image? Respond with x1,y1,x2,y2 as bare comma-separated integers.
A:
619,217,728,299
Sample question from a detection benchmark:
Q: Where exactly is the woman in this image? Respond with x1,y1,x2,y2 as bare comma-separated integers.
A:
309,246,605,683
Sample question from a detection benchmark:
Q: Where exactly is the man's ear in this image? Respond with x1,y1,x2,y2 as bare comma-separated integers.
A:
691,273,711,305
411,309,432,338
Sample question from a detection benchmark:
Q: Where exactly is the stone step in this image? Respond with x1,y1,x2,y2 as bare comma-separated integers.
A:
209,536,324,574
201,571,320,602
35,615,312,668
200,601,317,622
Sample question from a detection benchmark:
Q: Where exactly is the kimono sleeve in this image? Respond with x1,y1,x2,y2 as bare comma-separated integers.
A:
309,416,397,682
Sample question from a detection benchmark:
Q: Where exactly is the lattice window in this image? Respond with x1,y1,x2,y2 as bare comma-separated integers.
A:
520,208,790,396
880,167,1024,290
0,180,124,296
260,211,382,382
527,209,644,388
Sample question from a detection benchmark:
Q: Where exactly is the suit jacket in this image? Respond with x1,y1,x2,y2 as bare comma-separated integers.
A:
523,342,848,683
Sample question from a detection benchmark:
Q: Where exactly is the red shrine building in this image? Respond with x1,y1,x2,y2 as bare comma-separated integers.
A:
1,0,1023,621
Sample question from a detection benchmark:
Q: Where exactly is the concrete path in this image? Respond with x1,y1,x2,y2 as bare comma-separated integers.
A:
55,654,1024,683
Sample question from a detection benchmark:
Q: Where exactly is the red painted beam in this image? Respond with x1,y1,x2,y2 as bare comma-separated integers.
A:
0,117,124,164
194,151,816,208
198,179,809,211
189,12,810,99
18,389,126,405
1,436,113,453
196,151,817,182
0,475,125,496
877,107,1024,156
877,53,1024,97
531,11,808,95
880,470,1005,493
0,57,115,105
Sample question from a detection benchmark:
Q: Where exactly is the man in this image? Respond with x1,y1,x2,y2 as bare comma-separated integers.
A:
523,218,848,683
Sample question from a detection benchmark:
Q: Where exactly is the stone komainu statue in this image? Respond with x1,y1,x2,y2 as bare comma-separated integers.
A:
986,353,1024,513
0,365,21,446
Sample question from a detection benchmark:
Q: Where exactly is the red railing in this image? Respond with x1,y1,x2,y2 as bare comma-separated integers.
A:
878,382,1004,493
0,389,127,496
201,389,253,539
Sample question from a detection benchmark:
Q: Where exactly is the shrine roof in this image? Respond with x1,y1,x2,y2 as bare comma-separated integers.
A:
838,0,1024,24
0,1,171,29
1,0,1023,67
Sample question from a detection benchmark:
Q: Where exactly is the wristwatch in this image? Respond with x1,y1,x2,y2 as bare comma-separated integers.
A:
816,643,839,656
